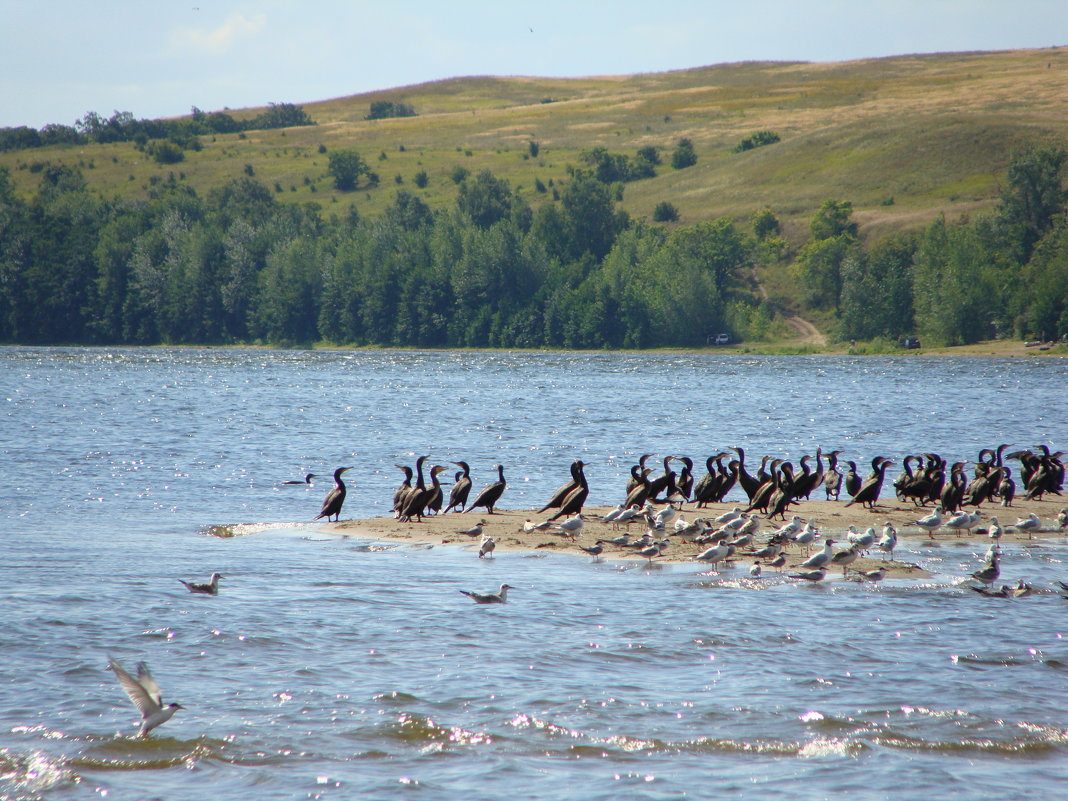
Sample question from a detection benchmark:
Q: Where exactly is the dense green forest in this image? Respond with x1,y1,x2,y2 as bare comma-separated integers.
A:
0,143,1065,348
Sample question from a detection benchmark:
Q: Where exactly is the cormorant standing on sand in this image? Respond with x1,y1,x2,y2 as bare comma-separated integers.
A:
443,461,472,513
467,464,507,514
316,467,354,522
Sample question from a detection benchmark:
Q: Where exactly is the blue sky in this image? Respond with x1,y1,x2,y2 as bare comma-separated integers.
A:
2,0,1066,129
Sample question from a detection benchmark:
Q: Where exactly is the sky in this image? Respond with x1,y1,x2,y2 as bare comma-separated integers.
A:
2,0,1067,129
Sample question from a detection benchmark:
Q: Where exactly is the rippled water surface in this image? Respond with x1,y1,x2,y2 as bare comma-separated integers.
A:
2,347,1067,800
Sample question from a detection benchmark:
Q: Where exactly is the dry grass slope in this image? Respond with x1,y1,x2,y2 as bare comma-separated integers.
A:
4,47,1068,239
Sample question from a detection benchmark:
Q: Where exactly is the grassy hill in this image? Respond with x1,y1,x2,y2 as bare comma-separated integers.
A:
5,46,1068,242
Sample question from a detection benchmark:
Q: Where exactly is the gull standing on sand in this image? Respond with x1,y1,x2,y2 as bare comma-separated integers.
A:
456,521,486,538
522,519,552,533
799,538,835,570
831,543,860,575
601,504,625,524
713,507,743,525
915,509,943,536
793,522,818,555
478,536,496,559
774,515,804,540
847,526,876,552
856,567,886,583
178,572,222,595
987,517,1003,540
877,524,897,561
598,533,631,547
579,542,603,558
107,658,184,737
1012,512,1041,538
693,543,734,569
460,583,514,604
554,515,584,538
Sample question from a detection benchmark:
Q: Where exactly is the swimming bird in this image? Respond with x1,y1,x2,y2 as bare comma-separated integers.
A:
1011,512,1041,538
467,464,507,514
459,583,514,604
315,466,353,522
282,473,317,485
749,561,762,578
178,572,222,595
1011,578,1033,598
107,658,184,737
478,536,496,559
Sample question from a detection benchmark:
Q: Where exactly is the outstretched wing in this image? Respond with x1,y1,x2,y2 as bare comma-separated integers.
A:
136,662,163,707
108,658,162,716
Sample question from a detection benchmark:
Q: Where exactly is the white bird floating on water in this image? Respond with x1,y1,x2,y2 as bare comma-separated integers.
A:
178,572,222,595
459,583,514,604
107,658,184,737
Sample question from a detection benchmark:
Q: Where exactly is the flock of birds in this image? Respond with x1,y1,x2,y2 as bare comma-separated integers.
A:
108,443,1065,736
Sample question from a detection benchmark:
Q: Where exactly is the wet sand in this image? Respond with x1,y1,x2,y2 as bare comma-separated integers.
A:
318,496,1067,579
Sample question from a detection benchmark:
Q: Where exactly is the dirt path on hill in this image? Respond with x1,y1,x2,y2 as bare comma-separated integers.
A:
748,268,828,347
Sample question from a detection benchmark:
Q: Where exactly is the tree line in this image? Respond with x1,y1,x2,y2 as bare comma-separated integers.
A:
0,144,1064,349
0,103,314,153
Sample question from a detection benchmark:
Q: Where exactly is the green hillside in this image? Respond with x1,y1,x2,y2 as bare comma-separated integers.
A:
5,47,1068,239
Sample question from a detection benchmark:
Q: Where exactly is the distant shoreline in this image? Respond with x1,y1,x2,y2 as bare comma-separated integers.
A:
4,340,1066,357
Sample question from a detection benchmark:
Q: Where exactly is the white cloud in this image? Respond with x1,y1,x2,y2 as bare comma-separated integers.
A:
172,12,266,54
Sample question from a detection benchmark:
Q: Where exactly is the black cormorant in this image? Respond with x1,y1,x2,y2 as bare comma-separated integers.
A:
316,466,353,522
467,464,507,514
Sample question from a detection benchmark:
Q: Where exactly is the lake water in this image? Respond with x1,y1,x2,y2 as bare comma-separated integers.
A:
2,347,1067,800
